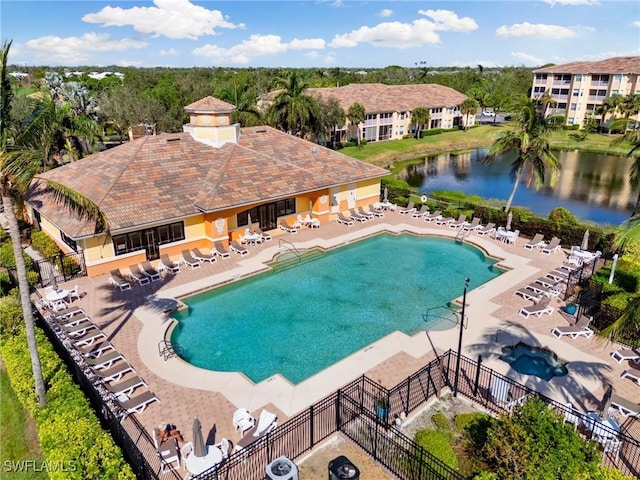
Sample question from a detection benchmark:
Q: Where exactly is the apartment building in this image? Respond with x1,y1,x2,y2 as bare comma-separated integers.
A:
531,56,640,128
308,83,471,143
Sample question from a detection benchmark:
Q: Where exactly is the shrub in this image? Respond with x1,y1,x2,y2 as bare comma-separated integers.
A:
548,207,578,225
422,128,443,137
431,411,451,436
454,412,490,433
0,241,34,270
1,327,135,479
414,429,458,470
0,288,23,336
30,230,61,258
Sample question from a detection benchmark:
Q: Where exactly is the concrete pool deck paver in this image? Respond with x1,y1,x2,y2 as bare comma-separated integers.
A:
47,213,639,459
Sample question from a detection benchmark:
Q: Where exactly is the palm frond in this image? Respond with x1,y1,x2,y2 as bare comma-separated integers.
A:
43,179,108,234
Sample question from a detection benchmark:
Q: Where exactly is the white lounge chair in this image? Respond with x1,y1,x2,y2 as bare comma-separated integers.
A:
235,409,277,451
610,393,640,417
621,366,640,385
117,390,159,414
127,265,150,286
476,222,496,236
192,248,217,263
180,250,201,269
109,269,132,291
411,205,429,218
85,350,125,370
159,255,180,274
524,233,545,250
63,320,97,337
77,340,114,358
105,375,147,396
278,219,297,233
551,316,594,339
336,212,354,226
254,226,273,240
398,202,416,215
514,286,543,303
435,215,455,226
93,362,134,383
545,269,568,282
230,240,249,256
519,297,554,318
68,285,81,301
366,205,385,218
449,214,468,229
348,209,369,222
527,283,560,298
463,217,482,231
610,348,640,364
358,206,376,219
213,241,231,258
541,236,561,255
423,210,442,222
140,261,162,281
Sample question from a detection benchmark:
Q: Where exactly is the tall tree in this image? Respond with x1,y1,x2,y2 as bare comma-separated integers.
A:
460,99,479,131
485,98,561,212
267,71,318,137
411,107,430,139
346,102,365,145
314,96,345,148
1,41,108,406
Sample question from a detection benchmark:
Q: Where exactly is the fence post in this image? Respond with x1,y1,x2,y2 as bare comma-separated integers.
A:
405,376,411,412
474,355,482,396
309,404,314,449
335,389,341,432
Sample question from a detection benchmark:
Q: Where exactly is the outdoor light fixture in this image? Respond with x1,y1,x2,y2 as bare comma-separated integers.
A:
453,277,470,397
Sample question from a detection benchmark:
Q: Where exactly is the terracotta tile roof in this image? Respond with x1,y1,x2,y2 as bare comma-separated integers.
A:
26,127,388,238
533,57,640,75
184,96,236,113
307,83,468,114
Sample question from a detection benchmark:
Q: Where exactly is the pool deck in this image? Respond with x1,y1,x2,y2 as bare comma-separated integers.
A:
44,211,640,466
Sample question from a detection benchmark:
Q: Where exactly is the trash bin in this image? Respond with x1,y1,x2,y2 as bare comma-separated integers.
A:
328,455,360,480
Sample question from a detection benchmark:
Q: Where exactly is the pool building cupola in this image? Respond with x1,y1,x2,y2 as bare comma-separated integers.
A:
183,96,240,148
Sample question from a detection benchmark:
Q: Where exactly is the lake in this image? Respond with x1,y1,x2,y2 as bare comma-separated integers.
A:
398,149,636,226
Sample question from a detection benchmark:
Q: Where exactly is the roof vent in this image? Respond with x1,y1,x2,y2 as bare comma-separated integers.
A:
256,129,267,133
166,137,181,142
311,147,318,157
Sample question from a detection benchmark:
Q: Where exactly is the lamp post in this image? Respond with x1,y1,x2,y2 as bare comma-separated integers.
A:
453,277,470,398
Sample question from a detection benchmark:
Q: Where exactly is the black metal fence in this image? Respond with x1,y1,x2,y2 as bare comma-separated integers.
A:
27,251,86,288
38,305,640,480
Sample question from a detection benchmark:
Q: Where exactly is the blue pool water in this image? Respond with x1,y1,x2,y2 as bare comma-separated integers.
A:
171,234,502,384
500,343,568,381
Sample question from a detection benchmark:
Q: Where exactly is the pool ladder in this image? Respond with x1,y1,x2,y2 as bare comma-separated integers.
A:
278,239,301,262
455,228,470,243
158,340,183,361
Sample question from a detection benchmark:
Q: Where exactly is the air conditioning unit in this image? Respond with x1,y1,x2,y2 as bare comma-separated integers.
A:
266,456,298,480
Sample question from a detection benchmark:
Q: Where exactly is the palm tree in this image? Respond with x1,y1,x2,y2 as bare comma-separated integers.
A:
267,71,318,137
346,102,365,145
411,107,430,139
595,95,622,133
485,98,561,213
535,89,557,118
601,215,640,342
1,40,107,406
460,99,479,130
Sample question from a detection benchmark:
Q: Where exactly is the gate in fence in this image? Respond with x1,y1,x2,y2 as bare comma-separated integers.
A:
31,251,86,288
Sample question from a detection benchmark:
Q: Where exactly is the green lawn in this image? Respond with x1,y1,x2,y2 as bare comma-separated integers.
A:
340,125,635,167
0,367,48,479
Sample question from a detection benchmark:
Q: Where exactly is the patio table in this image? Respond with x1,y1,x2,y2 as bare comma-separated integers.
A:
46,289,69,302
379,201,396,211
583,412,620,443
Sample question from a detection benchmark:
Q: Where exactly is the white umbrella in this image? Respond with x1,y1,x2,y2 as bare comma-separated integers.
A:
581,229,589,251
247,213,252,228
600,385,613,418
505,212,513,231
383,187,388,202
192,417,206,457
309,200,313,217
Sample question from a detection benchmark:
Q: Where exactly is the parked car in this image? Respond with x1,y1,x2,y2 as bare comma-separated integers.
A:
482,110,496,117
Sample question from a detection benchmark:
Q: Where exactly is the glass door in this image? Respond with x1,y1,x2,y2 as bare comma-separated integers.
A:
144,229,159,260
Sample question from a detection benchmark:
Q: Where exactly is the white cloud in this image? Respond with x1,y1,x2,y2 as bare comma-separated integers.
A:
417,9,479,32
511,51,543,64
379,9,393,18
633,21,640,27
23,33,148,64
496,22,577,38
82,0,244,40
330,10,477,49
323,53,336,63
158,48,178,56
305,51,320,59
193,34,325,64
542,0,599,5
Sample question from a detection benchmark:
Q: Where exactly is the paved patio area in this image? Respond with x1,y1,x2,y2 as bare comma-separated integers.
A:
42,211,640,476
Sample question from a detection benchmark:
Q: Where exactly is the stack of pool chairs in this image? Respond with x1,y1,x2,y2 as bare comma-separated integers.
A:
38,299,159,418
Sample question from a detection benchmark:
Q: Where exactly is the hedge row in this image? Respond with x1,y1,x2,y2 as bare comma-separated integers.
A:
0,326,135,480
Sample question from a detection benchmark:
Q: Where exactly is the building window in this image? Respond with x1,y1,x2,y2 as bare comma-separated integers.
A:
613,74,622,83
534,86,545,95
568,118,575,125
60,231,77,252
575,74,583,82
570,103,577,111
399,112,406,120
113,221,185,256
535,73,547,81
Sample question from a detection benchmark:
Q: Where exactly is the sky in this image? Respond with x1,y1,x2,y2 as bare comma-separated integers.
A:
2,0,639,69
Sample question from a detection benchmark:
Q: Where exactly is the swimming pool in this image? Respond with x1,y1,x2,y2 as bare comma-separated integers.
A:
500,342,568,381
171,234,502,384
